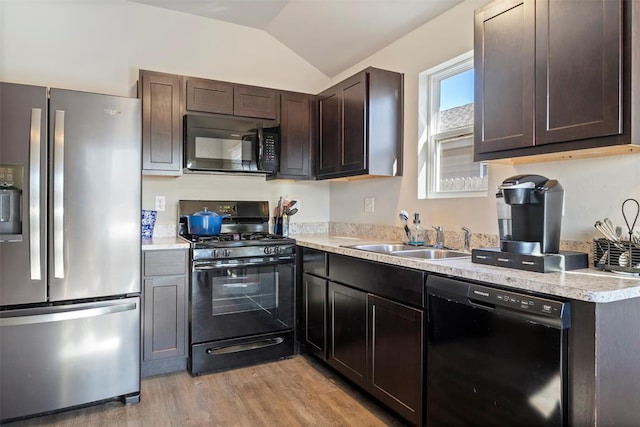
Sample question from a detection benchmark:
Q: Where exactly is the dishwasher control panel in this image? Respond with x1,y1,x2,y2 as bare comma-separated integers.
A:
468,284,566,318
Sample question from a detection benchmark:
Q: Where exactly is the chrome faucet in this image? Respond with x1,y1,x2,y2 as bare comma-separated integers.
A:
462,226,471,252
433,225,445,248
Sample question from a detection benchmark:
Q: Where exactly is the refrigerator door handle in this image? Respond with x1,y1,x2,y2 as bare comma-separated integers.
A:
0,299,138,327
29,108,42,280
53,110,65,279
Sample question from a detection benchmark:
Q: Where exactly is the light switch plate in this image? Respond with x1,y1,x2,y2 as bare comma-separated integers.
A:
155,196,166,212
364,197,375,213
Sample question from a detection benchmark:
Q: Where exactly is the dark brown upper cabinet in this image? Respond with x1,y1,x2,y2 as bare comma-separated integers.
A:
139,70,183,176
185,77,277,120
317,67,403,180
185,78,233,115
474,0,535,155
269,91,315,180
474,0,640,162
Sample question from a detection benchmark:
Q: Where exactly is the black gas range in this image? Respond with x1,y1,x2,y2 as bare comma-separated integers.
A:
179,200,296,375
179,200,295,259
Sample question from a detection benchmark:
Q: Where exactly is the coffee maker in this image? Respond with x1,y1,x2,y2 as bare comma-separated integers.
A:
472,174,588,272
497,174,563,254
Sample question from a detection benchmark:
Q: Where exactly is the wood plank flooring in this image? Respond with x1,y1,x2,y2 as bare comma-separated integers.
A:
5,356,406,426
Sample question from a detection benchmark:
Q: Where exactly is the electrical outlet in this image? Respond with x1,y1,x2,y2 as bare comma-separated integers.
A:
155,196,166,212
364,197,375,213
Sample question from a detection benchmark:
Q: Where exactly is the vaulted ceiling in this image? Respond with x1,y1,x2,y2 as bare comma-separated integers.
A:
130,0,465,77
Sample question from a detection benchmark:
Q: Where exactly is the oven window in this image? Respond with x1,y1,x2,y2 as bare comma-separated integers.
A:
209,267,277,316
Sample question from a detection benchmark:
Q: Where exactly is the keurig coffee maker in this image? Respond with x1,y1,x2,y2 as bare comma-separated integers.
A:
497,174,563,254
473,174,588,272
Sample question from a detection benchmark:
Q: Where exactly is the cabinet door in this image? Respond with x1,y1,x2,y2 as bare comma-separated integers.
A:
367,295,423,426
278,92,311,178
317,88,340,177
340,72,367,174
143,275,187,361
302,273,327,359
234,85,278,119
328,281,367,385
474,0,535,155
185,78,233,115
535,0,622,145
140,70,183,174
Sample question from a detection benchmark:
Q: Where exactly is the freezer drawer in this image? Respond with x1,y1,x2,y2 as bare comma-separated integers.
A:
0,297,141,421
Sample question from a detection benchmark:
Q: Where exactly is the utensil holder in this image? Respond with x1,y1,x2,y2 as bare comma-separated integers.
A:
593,238,640,275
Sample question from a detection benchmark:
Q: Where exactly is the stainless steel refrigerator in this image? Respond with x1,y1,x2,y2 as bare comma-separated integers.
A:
0,83,141,422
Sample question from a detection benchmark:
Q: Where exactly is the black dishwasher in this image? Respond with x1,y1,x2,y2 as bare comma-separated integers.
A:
426,275,570,426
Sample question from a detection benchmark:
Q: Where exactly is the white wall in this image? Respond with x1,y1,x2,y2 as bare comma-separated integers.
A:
3,0,639,240
327,0,640,242
0,0,331,231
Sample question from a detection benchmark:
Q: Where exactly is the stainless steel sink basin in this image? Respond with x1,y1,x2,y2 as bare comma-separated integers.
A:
389,248,470,260
342,243,417,253
342,243,470,259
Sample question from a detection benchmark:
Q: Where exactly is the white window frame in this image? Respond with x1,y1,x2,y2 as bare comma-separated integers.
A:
418,51,487,199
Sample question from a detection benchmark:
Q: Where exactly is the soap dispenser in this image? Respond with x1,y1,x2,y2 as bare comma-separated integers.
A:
409,213,424,246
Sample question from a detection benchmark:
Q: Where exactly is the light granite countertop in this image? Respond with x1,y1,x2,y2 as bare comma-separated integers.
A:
141,237,191,251
292,234,640,303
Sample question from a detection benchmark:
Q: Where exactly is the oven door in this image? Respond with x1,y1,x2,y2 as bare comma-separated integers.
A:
191,256,294,344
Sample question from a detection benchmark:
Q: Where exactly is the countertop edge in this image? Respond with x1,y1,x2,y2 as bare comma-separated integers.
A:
292,234,640,303
142,237,191,251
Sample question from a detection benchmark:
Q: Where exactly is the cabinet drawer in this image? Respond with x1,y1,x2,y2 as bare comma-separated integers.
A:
329,254,424,308
143,250,187,276
302,247,328,278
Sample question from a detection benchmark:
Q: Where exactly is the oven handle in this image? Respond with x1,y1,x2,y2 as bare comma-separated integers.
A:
206,337,284,356
193,257,294,270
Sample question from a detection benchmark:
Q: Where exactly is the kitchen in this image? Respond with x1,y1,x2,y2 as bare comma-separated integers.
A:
2,0,640,425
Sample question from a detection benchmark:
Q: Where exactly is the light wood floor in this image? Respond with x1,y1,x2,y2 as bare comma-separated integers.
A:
5,355,406,426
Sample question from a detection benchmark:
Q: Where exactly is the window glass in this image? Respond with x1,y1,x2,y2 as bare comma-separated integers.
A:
418,51,488,199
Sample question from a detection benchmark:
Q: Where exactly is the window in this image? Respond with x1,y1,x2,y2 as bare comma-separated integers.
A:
418,51,488,199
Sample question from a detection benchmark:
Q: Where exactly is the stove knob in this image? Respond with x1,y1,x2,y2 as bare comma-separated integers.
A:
273,246,281,254
264,247,273,255
212,249,219,258
222,249,231,257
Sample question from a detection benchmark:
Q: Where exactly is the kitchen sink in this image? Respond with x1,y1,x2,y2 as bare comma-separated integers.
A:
342,243,470,259
389,248,470,259
342,243,418,253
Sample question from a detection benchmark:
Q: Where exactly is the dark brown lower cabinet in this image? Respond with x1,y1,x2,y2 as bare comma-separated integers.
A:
326,282,423,426
368,295,423,426
302,273,327,359
300,249,424,426
327,281,367,385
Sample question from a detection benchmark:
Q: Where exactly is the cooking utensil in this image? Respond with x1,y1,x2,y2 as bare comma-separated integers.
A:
619,252,630,267
594,221,620,242
598,250,609,265
183,208,226,236
286,208,298,216
622,198,639,241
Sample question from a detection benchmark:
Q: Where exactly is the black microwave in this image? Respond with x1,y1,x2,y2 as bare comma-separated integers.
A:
184,114,279,173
